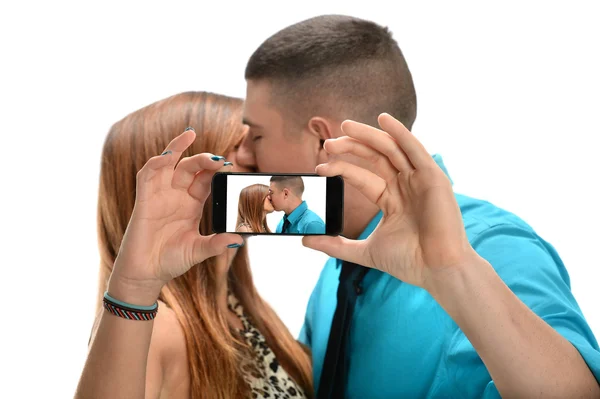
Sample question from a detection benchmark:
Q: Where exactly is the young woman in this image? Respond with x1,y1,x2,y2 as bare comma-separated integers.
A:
76,91,312,398
236,184,274,233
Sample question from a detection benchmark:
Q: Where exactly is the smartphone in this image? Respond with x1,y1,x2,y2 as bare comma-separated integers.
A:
212,172,344,235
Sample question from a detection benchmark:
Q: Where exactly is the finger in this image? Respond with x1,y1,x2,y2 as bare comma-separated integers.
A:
220,161,234,171
187,168,219,202
193,233,244,263
133,155,169,201
136,128,198,184
137,153,172,183
341,119,414,174
160,128,198,167
378,113,435,170
172,153,226,190
302,235,371,269
217,161,235,175
316,160,392,210
323,136,397,182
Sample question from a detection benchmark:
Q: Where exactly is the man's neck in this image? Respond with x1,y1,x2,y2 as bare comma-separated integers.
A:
284,198,303,216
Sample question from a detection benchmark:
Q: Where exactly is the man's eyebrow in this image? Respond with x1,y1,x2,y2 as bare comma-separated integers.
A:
242,118,262,129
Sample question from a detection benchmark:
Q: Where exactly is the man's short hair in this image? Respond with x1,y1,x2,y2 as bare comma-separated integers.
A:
245,14,417,130
270,175,305,197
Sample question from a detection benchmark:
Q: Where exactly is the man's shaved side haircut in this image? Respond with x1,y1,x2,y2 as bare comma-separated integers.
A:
270,175,305,197
245,14,417,130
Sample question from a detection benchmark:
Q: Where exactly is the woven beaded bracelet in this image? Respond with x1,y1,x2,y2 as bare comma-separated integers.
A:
103,291,159,321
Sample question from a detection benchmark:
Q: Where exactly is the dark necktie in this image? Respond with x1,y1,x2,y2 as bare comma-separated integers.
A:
281,216,291,234
317,261,369,399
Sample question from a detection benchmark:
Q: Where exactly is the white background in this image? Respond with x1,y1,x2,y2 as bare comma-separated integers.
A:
1,1,599,398
226,175,326,232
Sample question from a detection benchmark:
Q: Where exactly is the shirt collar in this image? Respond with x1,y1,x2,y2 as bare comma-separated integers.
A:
286,200,307,224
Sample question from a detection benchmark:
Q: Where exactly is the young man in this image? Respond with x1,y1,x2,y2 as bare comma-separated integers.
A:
237,15,600,398
269,175,325,234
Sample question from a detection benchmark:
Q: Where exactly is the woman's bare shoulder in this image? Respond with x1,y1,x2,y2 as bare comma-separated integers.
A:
152,301,190,397
151,301,186,355
236,223,252,233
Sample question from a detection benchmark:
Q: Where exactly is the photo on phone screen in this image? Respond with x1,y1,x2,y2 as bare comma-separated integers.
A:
212,173,343,235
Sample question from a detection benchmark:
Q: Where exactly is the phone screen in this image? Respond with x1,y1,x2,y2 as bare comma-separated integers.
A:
212,173,343,235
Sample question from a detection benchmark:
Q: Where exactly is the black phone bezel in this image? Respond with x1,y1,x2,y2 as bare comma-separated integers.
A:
211,172,344,236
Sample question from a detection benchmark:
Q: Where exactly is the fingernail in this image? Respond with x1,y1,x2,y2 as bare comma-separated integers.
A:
227,243,243,248
211,155,225,161
161,150,172,156
223,161,233,166
185,126,195,132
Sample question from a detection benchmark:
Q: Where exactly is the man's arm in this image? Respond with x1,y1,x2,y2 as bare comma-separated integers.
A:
304,114,600,397
430,224,600,397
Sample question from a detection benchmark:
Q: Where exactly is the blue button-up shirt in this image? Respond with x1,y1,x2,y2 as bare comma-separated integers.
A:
275,201,325,234
299,154,600,398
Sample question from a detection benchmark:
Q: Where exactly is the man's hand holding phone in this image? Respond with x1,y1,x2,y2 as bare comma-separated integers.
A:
303,113,478,294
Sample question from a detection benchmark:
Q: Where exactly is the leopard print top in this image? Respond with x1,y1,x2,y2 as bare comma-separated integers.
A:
228,294,307,399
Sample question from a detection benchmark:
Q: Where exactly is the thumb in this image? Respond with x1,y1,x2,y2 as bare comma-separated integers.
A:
302,235,369,267
192,233,243,263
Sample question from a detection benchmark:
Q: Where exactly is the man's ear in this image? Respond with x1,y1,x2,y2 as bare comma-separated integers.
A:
308,116,334,142
308,116,335,163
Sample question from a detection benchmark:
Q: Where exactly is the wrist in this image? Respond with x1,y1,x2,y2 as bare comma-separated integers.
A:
107,272,164,307
423,249,488,302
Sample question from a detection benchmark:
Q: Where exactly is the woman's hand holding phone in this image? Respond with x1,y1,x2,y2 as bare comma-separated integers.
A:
107,128,243,305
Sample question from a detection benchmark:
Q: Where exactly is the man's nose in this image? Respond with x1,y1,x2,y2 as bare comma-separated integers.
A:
236,129,257,172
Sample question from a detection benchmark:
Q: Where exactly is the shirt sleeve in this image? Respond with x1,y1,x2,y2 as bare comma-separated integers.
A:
446,223,600,397
304,220,326,234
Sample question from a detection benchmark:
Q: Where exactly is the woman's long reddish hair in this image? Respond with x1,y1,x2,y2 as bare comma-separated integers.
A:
236,184,272,233
96,91,312,398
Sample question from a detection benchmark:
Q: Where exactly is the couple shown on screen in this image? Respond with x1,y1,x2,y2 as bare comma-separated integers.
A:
236,176,325,234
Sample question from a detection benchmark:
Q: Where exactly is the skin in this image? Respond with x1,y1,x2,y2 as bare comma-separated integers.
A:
268,182,302,215
76,130,250,399
239,80,378,239
238,80,600,397
237,190,274,234
263,195,275,213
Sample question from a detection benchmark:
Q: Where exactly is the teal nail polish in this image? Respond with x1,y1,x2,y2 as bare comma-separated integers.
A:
185,126,194,132
227,243,242,248
211,155,225,161
223,161,233,166
161,150,172,156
